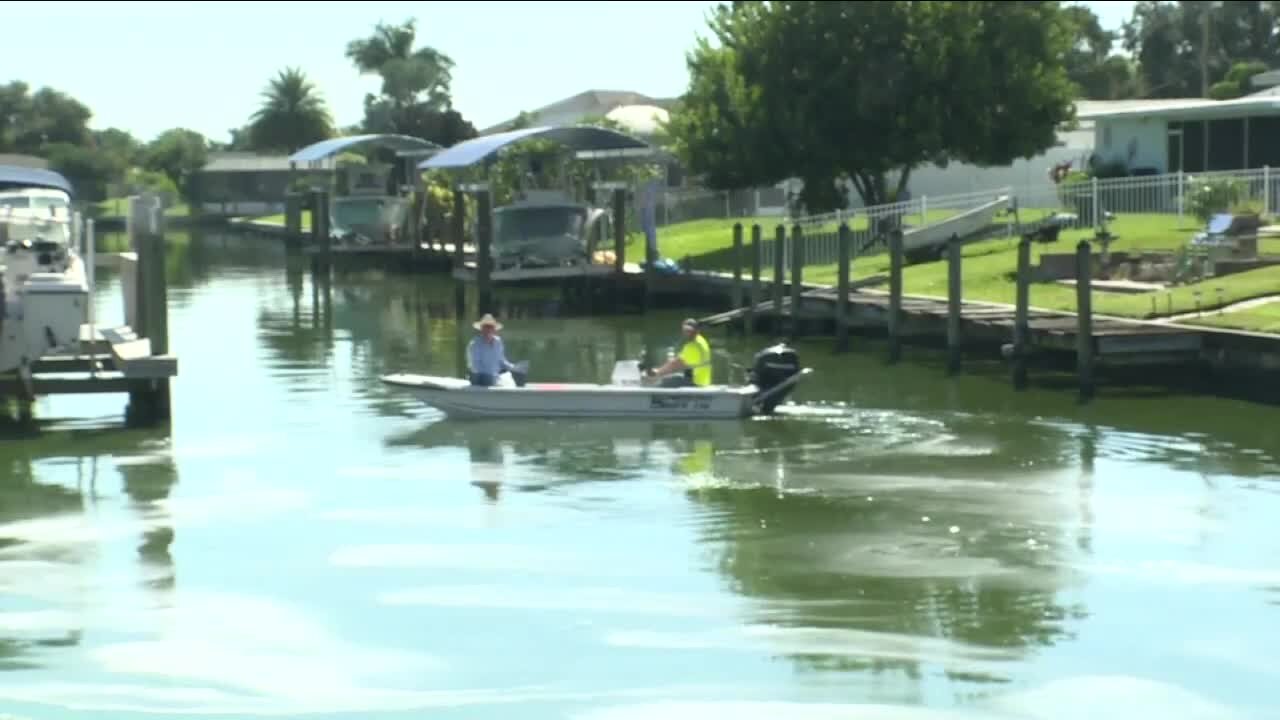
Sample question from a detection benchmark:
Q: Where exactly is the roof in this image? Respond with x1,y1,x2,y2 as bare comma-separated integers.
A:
482,90,680,134
0,165,73,197
1252,69,1280,88
289,134,443,164
203,152,335,173
0,154,49,170
1077,95,1280,121
605,104,670,136
420,125,653,170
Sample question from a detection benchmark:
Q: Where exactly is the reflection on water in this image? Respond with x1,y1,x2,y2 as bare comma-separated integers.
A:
0,231,1277,719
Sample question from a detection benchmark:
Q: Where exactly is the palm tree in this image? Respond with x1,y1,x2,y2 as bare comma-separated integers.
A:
248,67,334,154
345,19,454,112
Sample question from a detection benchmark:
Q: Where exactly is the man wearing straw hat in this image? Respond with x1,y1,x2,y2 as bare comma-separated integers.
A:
467,313,526,387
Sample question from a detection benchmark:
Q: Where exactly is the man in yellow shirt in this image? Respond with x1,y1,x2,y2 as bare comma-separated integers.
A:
648,318,713,387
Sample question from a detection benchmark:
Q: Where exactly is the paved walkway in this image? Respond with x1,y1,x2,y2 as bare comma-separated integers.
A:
1159,294,1280,323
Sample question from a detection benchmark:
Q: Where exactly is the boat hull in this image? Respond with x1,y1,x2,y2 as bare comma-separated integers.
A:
381,373,760,420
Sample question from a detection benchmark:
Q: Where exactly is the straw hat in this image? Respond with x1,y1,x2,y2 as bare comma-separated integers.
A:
473,313,503,331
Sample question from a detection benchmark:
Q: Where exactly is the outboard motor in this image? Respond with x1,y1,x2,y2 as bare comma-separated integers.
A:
749,343,804,413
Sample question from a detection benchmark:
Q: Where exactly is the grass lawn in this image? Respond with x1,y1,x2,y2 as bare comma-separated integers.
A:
623,209,962,265
94,197,189,218
1187,300,1280,333
797,212,1280,320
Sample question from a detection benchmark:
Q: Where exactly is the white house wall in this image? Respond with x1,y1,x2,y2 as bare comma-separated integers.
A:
1092,116,1167,172
833,144,1092,210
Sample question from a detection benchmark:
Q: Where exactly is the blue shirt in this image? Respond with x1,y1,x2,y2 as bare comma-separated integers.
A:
468,335,513,376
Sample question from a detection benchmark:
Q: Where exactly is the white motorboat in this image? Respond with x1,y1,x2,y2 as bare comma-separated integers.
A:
382,343,812,420
0,166,90,376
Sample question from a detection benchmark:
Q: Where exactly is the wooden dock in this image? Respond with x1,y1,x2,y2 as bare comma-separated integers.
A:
664,221,1280,399
699,285,1204,364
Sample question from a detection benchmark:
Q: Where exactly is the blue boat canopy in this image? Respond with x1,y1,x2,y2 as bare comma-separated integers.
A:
289,134,444,164
420,125,652,170
0,165,74,197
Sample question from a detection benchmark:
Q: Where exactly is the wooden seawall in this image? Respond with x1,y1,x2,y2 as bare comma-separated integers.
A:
648,225,1280,400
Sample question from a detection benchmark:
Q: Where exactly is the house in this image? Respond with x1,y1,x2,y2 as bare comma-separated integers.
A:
188,152,335,217
482,90,679,135
1080,74,1280,175
0,154,49,169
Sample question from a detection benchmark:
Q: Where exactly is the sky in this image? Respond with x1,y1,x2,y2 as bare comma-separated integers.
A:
6,0,1135,145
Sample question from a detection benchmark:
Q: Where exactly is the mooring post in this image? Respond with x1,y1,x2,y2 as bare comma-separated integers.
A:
612,187,627,312
1013,236,1032,390
789,224,804,338
477,187,494,316
407,187,424,264
888,230,904,363
1075,239,1095,400
127,195,170,423
643,210,657,315
310,188,330,258
452,187,467,319
946,233,962,375
731,223,744,321
284,192,303,249
748,224,762,336
773,225,785,318
836,222,851,352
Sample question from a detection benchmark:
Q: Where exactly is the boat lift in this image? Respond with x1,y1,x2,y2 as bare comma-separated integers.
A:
418,124,661,314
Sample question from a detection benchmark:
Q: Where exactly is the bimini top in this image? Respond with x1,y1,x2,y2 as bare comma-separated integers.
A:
420,125,653,170
0,165,74,197
289,134,444,164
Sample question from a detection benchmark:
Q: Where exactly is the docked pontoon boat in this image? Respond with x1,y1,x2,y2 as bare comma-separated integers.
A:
381,343,812,420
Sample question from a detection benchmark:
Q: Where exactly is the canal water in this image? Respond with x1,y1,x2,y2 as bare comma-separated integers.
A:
0,231,1277,719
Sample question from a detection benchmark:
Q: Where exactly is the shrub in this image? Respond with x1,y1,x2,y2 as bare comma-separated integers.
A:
1185,176,1246,223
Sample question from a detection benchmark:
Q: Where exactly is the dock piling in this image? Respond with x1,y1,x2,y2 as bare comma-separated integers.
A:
888,230,904,364
835,223,851,352
284,192,303,249
748,224,762,336
452,187,466,319
946,233,962,374
477,188,494,315
127,195,171,424
731,223,744,326
789,224,804,339
310,188,331,260
1075,240,1095,400
1012,236,1031,390
611,188,626,312
408,188,424,264
773,225,785,318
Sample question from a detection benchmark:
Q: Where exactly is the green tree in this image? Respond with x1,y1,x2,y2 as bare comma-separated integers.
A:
0,82,33,152
43,143,123,203
1209,60,1272,99
669,1,1078,212
247,67,334,153
92,128,142,167
0,84,92,154
346,19,478,146
1123,1,1280,98
346,18,454,111
142,128,208,201
1063,5,1140,99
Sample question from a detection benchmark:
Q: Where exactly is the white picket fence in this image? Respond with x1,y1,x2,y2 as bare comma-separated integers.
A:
714,166,1278,272
756,187,1016,270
